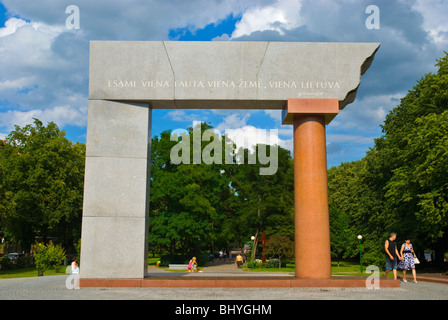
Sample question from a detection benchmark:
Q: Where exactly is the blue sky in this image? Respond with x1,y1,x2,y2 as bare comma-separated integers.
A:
0,0,447,168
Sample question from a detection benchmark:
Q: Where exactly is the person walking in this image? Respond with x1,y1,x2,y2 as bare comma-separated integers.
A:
236,253,244,268
384,232,402,280
398,236,418,283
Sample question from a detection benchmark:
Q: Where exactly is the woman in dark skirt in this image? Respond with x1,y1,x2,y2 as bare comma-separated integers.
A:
398,237,418,283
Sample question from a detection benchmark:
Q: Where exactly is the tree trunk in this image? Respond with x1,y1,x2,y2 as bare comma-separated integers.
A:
252,230,259,262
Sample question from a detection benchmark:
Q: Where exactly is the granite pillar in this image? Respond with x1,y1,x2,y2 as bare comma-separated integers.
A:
284,99,338,279
80,100,152,279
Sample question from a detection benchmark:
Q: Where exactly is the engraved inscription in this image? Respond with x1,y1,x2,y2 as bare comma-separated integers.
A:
107,79,340,90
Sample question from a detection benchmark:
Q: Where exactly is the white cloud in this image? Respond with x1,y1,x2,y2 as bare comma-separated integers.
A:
0,17,28,37
330,93,404,132
0,18,65,67
166,110,207,122
0,105,88,133
0,16,88,136
211,109,291,152
224,125,281,150
216,112,252,132
0,77,36,91
264,109,282,123
231,0,302,38
412,0,448,48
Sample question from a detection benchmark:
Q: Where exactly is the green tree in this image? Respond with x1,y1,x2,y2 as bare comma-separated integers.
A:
328,160,386,266
148,123,295,260
225,145,294,252
33,240,66,275
383,110,448,263
0,119,85,251
149,123,233,258
370,53,448,264
264,235,294,268
328,52,448,268
329,203,352,266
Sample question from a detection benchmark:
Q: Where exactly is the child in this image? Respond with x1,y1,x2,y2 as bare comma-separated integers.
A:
190,257,198,272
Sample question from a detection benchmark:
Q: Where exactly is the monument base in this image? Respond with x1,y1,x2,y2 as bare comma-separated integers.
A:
79,276,400,288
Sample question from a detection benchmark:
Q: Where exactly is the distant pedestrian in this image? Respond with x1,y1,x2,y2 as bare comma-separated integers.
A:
70,257,79,275
384,232,402,280
236,253,243,268
219,250,223,261
398,236,418,283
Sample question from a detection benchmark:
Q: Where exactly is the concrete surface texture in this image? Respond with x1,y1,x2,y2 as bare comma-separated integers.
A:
1,274,447,300
89,41,380,109
80,101,152,279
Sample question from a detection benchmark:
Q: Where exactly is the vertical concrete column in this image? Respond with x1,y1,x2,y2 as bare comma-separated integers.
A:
80,100,152,279
293,114,331,279
283,99,339,279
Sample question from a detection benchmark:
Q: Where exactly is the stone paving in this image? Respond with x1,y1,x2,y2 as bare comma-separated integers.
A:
1,263,447,300
1,275,448,300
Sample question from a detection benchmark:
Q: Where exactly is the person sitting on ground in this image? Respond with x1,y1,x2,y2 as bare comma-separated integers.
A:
188,257,199,272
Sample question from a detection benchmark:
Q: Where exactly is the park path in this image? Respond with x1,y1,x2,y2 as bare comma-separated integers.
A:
147,260,244,275
201,260,244,273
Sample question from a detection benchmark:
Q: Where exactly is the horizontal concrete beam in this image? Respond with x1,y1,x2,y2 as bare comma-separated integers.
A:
89,41,379,110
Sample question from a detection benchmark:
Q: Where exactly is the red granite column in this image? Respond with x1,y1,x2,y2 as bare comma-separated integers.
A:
283,99,339,279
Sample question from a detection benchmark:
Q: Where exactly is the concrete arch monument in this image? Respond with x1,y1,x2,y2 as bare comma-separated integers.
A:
80,41,382,286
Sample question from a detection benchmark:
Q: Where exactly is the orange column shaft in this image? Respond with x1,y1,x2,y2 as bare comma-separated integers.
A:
293,114,331,279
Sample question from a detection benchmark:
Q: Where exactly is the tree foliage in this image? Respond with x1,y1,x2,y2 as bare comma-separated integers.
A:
148,123,294,259
265,235,294,268
33,240,66,275
328,52,448,267
0,119,85,251
2,52,447,270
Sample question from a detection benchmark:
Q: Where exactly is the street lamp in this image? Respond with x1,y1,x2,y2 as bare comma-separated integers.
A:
251,236,255,269
357,235,363,274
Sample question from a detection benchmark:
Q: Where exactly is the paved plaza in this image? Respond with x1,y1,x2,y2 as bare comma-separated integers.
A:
1,265,447,300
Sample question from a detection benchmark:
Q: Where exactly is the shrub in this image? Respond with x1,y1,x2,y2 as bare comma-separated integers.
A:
33,241,66,276
34,243,52,276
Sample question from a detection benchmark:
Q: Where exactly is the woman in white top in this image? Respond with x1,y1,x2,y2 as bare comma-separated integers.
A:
70,257,79,275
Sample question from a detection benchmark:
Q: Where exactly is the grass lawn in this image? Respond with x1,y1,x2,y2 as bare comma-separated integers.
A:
148,257,160,265
0,267,70,279
243,264,295,273
243,261,369,277
331,261,366,276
